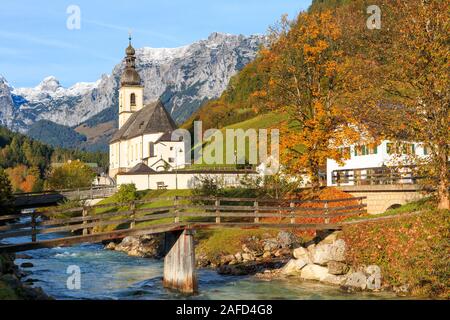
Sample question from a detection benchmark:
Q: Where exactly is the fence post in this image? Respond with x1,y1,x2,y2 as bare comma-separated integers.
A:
82,206,89,235
254,201,259,223
324,201,329,224
215,198,221,224
31,212,37,242
290,202,295,224
359,197,365,216
130,201,136,229
174,196,180,223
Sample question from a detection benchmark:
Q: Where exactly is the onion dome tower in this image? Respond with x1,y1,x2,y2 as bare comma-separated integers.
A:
118,34,144,129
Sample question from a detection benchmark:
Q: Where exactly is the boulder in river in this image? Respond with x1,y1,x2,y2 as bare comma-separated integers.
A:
344,272,368,291
309,239,346,266
365,265,382,290
281,258,308,276
114,235,164,258
327,261,349,275
300,264,330,281
20,262,34,268
292,247,312,262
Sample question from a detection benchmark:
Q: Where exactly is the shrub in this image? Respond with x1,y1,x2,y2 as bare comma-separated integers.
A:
116,184,138,204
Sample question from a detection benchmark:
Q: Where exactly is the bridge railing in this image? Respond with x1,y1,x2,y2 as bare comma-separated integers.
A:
13,185,117,202
0,196,366,248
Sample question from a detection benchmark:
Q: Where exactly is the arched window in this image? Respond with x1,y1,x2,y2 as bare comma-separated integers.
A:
130,93,136,106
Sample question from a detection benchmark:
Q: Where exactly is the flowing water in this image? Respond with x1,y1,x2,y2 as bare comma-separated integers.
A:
6,220,401,300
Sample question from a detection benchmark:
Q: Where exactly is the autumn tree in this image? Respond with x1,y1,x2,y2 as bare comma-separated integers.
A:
342,0,449,209
46,160,96,190
5,165,42,193
258,12,359,192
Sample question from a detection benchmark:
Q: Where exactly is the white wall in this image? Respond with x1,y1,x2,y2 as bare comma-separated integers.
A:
117,172,258,191
110,133,187,174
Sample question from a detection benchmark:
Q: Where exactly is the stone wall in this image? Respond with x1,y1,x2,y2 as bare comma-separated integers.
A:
337,185,426,214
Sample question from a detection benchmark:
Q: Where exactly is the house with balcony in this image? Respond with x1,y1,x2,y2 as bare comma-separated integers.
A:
326,141,430,186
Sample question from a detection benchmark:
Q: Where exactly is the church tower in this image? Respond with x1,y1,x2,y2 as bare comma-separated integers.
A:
118,35,144,129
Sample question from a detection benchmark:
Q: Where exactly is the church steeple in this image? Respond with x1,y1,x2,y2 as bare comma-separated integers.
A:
120,33,141,86
118,34,144,129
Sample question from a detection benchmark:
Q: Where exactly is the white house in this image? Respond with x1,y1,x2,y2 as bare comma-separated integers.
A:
326,140,430,186
109,38,186,178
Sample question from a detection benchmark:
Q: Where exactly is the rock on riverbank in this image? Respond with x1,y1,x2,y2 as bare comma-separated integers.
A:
105,234,165,258
198,231,300,274
0,253,51,300
256,231,384,293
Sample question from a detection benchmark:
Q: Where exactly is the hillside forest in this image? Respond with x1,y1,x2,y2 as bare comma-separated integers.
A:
0,126,108,192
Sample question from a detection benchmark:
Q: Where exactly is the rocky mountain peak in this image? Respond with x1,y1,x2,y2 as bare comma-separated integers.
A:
0,75,10,86
35,76,61,92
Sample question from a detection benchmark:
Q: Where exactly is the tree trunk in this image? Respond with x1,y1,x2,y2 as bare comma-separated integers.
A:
437,145,449,210
310,164,321,195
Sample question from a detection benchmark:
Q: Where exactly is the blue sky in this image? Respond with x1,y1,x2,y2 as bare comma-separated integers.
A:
0,1,311,88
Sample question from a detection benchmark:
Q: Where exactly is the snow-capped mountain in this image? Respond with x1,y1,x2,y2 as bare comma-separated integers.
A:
1,32,265,137
0,76,14,128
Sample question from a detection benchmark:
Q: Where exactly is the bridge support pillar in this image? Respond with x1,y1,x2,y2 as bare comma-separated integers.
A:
163,229,198,294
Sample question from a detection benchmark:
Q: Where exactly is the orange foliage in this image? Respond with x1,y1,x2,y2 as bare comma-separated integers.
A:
256,10,360,190
262,187,362,237
5,165,40,193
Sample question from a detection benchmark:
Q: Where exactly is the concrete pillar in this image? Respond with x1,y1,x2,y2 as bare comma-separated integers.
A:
163,229,198,294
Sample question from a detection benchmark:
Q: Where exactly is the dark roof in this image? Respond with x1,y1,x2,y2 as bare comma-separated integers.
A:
110,100,177,143
154,131,184,144
124,163,156,175
121,68,141,86
121,41,141,86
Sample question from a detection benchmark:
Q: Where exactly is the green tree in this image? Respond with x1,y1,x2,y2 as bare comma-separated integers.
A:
0,168,15,217
46,160,96,190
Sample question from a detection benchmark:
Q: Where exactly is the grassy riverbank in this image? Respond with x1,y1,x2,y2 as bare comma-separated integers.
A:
341,198,449,298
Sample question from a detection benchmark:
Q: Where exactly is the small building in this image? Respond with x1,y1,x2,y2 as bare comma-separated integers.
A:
109,38,186,178
326,140,429,186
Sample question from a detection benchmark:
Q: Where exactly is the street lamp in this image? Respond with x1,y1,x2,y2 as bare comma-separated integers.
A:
174,147,183,190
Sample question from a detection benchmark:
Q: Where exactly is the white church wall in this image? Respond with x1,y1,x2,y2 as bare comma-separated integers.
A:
116,172,259,191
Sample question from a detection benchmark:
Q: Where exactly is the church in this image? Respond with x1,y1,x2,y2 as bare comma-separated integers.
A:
109,38,186,178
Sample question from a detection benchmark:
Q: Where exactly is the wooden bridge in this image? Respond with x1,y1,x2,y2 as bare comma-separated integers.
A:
12,186,117,209
0,196,366,294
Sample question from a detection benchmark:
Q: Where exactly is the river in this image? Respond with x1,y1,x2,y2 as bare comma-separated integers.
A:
6,230,402,300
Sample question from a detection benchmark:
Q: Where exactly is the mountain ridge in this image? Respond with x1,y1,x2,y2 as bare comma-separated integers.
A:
0,32,266,150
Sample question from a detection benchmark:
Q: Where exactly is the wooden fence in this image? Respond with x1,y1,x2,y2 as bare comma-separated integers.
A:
331,166,429,186
0,196,366,252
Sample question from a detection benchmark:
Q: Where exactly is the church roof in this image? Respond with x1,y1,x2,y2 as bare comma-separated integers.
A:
110,100,178,143
123,162,156,175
